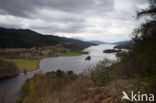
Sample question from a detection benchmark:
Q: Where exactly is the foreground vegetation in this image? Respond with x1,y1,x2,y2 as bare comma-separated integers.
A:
15,1,156,103
17,57,155,103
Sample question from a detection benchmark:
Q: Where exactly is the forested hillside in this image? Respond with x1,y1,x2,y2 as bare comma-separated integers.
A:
0,27,94,50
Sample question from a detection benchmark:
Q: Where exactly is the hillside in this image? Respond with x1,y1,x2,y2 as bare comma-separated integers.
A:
0,27,94,50
111,40,131,49
112,40,130,45
71,37,107,45
88,40,107,45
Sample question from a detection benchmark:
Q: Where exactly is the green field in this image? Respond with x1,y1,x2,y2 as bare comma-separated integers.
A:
54,48,88,56
61,51,88,56
5,59,39,72
0,47,88,73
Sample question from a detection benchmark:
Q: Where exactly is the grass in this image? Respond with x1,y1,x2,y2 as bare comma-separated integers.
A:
0,47,88,73
5,59,39,72
56,48,88,56
60,50,88,56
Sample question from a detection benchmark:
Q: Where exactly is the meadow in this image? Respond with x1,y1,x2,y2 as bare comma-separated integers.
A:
0,46,88,78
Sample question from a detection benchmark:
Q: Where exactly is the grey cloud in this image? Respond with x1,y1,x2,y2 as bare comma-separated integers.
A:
0,0,115,35
0,0,34,17
34,11,86,23
32,21,87,34
0,23,21,29
0,0,114,17
132,0,148,4
0,0,149,42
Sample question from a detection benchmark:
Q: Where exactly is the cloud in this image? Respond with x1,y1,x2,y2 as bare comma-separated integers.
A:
0,0,148,42
0,0,114,17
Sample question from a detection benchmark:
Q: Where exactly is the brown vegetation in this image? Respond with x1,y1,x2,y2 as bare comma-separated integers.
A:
0,59,19,79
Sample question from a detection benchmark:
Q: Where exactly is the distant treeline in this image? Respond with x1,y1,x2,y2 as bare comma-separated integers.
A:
0,27,94,50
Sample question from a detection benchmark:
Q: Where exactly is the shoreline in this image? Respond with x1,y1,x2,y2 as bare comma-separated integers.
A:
0,51,89,79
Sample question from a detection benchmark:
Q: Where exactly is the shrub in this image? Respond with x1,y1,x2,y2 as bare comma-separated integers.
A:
0,59,19,79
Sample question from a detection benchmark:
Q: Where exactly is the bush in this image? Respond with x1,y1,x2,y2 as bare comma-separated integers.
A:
87,59,115,86
0,59,19,79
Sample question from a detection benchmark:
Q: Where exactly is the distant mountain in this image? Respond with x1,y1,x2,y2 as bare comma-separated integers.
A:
71,37,107,45
88,41,108,45
71,37,87,41
0,27,94,50
113,40,131,49
112,40,130,45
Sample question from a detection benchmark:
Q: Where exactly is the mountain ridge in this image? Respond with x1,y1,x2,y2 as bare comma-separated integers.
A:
111,40,130,45
0,27,94,50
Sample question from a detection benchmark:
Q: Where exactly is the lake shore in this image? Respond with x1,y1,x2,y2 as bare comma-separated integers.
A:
0,47,88,79
0,44,117,103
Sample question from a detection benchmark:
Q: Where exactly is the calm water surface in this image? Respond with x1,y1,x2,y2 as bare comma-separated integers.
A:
0,44,116,102
40,44,116,73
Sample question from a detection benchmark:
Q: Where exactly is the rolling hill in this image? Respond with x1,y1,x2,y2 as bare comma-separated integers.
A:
88,40,108,44
112,40,130,45
0,27,94,50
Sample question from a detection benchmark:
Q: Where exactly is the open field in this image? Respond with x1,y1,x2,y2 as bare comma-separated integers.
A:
54,48,88,56
4,59,39,72
0,47,88,73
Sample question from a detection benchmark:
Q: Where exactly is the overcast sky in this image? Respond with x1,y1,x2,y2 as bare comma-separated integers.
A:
0,0,148,42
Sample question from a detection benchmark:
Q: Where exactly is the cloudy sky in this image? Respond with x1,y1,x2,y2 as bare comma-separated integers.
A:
0,0,148,42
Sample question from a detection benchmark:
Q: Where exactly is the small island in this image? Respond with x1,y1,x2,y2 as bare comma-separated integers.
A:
103,49,121,53
85,56,91,60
